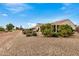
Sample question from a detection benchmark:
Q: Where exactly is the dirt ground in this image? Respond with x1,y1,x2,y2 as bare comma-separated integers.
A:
0,31,79,56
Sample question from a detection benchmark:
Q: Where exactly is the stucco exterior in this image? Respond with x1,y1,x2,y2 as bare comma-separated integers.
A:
34,19,76,32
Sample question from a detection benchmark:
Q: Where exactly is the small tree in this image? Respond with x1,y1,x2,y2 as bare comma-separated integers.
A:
40,24,74,37
59,25,74,37
16,27,20,30
40,24,55,37
0,26,5,31
6,23,14,31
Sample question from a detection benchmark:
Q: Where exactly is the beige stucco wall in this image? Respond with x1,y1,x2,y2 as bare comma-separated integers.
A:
52,20,76,30
34,20,76,31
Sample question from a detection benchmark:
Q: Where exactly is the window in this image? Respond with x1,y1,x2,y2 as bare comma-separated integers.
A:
53,25,56,32
57,25,59,32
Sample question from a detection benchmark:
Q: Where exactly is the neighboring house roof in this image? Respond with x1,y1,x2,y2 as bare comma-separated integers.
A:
34,19,76,30
51,19,74,25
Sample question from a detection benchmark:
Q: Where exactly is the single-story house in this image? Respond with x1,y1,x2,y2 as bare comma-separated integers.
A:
33,19,76,32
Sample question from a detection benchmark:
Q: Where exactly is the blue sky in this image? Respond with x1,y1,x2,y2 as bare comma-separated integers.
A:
0,3,79,28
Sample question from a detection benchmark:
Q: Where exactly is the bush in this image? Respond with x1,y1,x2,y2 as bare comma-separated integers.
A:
16,27,20,30
32,31,37,36
26,33,32,37
40,24,59,37
40,24,74,37
52,32,59,37
42,29,53,37
25,29,37,37
40,24,53,32
59,25,74,37
6,23,14,31
0,27,5,31
26,31,37,37
40,24,54,37
22,29,26,34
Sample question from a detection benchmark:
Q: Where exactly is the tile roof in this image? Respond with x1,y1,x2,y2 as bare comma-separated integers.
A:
52,19,70,24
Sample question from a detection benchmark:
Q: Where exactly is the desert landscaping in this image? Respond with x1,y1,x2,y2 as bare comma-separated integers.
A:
0,20,79,56
1,3,79,56
0,30,79,56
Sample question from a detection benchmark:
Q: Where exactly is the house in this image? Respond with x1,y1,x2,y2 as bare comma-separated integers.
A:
33,19,76,32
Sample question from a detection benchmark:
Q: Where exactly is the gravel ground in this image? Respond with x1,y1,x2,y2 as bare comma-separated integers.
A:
0,31,79,56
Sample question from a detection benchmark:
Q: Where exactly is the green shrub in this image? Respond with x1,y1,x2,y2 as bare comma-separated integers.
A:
40,24,54,37
22,29,26,34
6,23,14,31
25,29,37,37
16,27,20,30
40,24,53,32
40,24,59,37
40,24,74,37
52,32,59,37
26,31,37,37
32,31,37,36
43,29,53,37
59,25,74,37
0,27,5,31
26,33,32,37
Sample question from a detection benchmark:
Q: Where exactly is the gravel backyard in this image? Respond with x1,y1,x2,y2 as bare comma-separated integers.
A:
0,31,79,56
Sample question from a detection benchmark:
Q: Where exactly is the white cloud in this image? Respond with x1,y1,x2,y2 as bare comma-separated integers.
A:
3,3,33,13
60,6,66,10
27,23,36,28
60,3,71,10
63,3,71,6
0,13,8,16
6,7,24,13
2,13,8,16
